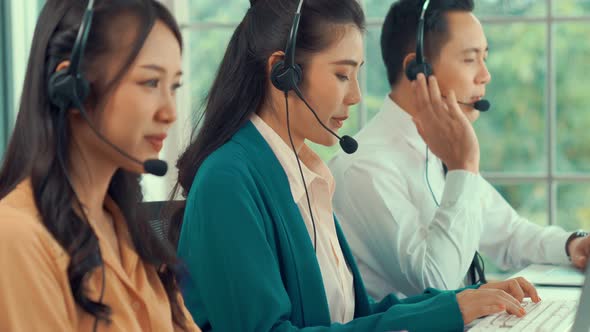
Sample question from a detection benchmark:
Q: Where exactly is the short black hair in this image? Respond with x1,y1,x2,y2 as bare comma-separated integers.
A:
381,0,474,86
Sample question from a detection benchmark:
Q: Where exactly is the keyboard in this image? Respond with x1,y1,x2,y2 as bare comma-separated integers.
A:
470,300,578,331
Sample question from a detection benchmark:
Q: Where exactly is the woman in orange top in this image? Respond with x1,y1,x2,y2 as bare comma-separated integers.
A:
0,0,200,331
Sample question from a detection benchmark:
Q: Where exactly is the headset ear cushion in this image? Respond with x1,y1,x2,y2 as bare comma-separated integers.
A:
405,59,433,81
48,69,90,111
48,69,72,111
270,60,303,93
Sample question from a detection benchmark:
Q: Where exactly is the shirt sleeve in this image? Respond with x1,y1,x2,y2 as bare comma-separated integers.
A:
476,177,571,269
333,159,484,297
177,164,464,332
0,209,74,332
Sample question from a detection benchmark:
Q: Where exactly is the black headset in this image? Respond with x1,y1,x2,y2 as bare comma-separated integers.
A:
269,0,304,94
405,0,433,81
48,0,94,112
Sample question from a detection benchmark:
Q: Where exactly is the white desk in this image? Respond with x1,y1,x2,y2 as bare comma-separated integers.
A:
511,264,583,301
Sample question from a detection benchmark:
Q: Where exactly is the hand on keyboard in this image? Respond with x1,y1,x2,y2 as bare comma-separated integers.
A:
457,288,526,324
470,300,577,331
480,277,541,303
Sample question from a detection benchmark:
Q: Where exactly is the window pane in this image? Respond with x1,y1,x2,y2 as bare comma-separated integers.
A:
183,28,236,118
475,23,547,173
364,27,390,123
557,183,590,231
175,0,248,24
475,0,545,17
363,0,545,20
491,182,548,226
554,0,590,16
556,23,590,173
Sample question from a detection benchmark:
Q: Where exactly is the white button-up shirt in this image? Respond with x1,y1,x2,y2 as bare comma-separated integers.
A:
329,96,571,299
251,114,355,323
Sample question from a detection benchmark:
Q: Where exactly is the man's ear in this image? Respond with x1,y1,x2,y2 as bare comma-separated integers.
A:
402,53,417,76
55,60,71,73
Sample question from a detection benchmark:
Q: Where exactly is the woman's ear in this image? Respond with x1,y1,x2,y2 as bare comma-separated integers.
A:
266,51,286,76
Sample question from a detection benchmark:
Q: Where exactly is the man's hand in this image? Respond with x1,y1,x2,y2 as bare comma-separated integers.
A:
410,73,480,174
568,235,590,269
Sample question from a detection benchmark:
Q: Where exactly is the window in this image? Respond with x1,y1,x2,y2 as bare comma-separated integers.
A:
0,1,12,159
0,0,44,160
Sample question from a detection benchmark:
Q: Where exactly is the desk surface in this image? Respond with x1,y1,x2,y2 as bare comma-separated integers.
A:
512,264,583,300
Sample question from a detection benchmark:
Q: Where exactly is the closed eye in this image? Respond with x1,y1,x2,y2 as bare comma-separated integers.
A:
336,74,350,81
141,79,159,88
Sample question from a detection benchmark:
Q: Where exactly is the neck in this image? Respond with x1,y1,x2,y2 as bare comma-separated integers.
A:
258,97,305,154
68,141,117,221
389,82,417,117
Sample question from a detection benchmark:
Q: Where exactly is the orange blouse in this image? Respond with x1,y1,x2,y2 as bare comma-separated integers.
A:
0,180,201,332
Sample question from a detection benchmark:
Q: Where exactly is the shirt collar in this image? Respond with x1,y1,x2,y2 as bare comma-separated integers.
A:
379,95,427,155
250,113,335,201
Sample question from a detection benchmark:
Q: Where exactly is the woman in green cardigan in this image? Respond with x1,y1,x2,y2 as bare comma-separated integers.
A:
171,0,539,331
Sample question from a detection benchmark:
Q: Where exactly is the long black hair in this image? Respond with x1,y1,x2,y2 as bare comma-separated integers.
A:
0,0,188,328
168,0,365,245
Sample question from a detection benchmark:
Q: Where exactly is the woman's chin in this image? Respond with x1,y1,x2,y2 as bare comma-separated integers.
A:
308,134,339,148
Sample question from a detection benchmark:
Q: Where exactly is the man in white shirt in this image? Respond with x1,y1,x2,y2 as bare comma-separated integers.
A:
329,0,590,300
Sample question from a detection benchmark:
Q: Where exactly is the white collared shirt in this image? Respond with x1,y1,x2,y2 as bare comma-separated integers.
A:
250,114,355,323
329,95,571,299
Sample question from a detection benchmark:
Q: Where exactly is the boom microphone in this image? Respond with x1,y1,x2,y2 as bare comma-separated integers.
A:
457,99,491,112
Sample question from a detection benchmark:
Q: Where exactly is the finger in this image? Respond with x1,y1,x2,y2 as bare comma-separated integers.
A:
572,255,588,270
506,280,525,303
477,304,506,319
444,90,462,119
494,291,526,318
411,74,431,117
516,277,540,303
427,75,445,115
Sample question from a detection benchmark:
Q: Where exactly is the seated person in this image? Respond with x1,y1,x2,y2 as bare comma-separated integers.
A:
329,0,590,299
0,0,200,330
171,0,539,331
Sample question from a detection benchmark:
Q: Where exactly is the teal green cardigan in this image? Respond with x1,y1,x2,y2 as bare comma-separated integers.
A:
177,121,472,331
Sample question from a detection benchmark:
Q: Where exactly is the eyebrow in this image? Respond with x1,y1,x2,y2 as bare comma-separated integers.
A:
140,64,183,76
462,47,489,54
330,59,365,67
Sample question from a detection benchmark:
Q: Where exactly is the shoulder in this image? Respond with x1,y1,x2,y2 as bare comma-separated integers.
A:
0,204,65,269
0,186,66,265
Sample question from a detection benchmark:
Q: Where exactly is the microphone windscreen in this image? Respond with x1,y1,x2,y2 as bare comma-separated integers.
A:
474,99,491,112
340,135,358,154
144,159,168,177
